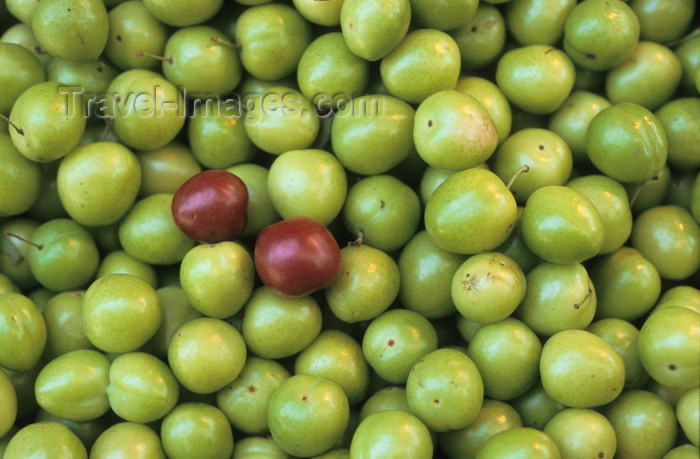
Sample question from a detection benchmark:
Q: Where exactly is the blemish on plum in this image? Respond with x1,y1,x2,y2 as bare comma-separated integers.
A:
538,144,544,150
301,395,308,401
427,120,433,127
433,399,440,404
387,339,395,347
248,386,256,393
116,35,122,42
471,26,478,33
598,453,605,458
380,200,385,209
668,364,677,371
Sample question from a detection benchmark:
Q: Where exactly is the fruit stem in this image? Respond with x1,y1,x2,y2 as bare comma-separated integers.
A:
135,51,173,65
0,114,24,136
99,116,114,143
1,235,24,267
4,231,43,250
628,175,659,209
348,229,365,247
210,36,241,49
506,165,530,190
665,27,700,48
573,288,593,309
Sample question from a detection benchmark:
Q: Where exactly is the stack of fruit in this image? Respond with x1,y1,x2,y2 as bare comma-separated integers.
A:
1,0,699,457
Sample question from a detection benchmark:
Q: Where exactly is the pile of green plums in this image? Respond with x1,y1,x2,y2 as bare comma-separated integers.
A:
1,0,700,457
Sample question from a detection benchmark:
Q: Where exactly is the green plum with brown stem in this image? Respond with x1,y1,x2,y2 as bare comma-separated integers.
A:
0,218,39,289
105,1,168,70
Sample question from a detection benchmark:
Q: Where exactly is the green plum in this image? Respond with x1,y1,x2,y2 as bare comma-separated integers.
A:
168,317,246,394
520,186,605,264
0,43,45,115
96,250,158,288
42,290,94,360
231,436,288,458
226,163,281,239
467,318,542,400
563,0,640,71
142,0,223,27
414,90,498,171
241,286,322,359
398,230,464,319
663,445,700,459
107,352,179,423
180,241,254,319
268,373,349,457
340,0,411,62
0,293,47,370
160,403,233,459
677,387,699,447
638,306,700,389
4,422,87,459
655,97,700,171
5,0,39,24
89,422,166,459
510,380,566,429
235,3,311,80
331,95,415,176
34,349,110,422
587,318,649,390
267,149,347,225
406,348,484,432
0,133,41,218
452,252,526,325
494,206,540,274
425,167,517,254
9,81,86,162
292,0,343,26
342,174,421,253
243,87,319,155
349,410,433,459
325,244,399,324
631,205,700,280
104,1,168,70
216,356,290,435
449,4,506,70
439,399,522,459
141,286,202,360
57,142,141,227
606,41,682,110
455,76,512,145
604,390,677,459
295,330,370,405
118,193,196,265
504,0,576,46
47,58,117,104
589,247,661,320
380,29,461,105
161,26,242,96
567,174,633,254
362,309,438,384
27,218,100,292
82,274,161,353
297,32,369,110
495,44,575,114
0,23,52,68
676,35,700,95
358,386,410,421
409,0,477,30
540,329,626,408
493,128,573,204
544,408,617,459
630,0,696,44
0,369,17,437
548,90,612,163
625,164,671,214
189,103,256,169
656,285,700,314
475,427,561,459
31,0,108,62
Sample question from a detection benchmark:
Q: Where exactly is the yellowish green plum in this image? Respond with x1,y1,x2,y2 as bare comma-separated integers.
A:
232,436,288,458
0,133,41,218
455,76,512,145
292,0,343,26
34,349,111,422
362,309,438,384
358,386,410,421
226,163,280,239
467,318,541,400
96,250,158,288
160,403,233,459
142,286,202,360
475,427,561,459
104,1,168,70
504,0,576,46
42,290,94,360
414,90,499,171
511,380,566,430
630,0,696,44
340,0,411,62
268,374,350,457
142,0,223,27
380,29,461,105
0,370,17,437
587,318,649,390
409,0,477,30
495,44,575,115
0,294,46,373
655,97,700,171
604,390,677,459
638,306,700,390
449,4,506,70
676,387,699,447
425,167,517,254
540,329,625,408
4,421,87,459
0,43,45,115
350,410,432,459
188,104,255,169
544,409,617,459
89,422,166,459
216,357,290,435
663,444,700,459
325,244,399,324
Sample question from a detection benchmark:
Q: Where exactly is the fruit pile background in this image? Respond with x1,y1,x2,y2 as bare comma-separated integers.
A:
1,0,699,457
